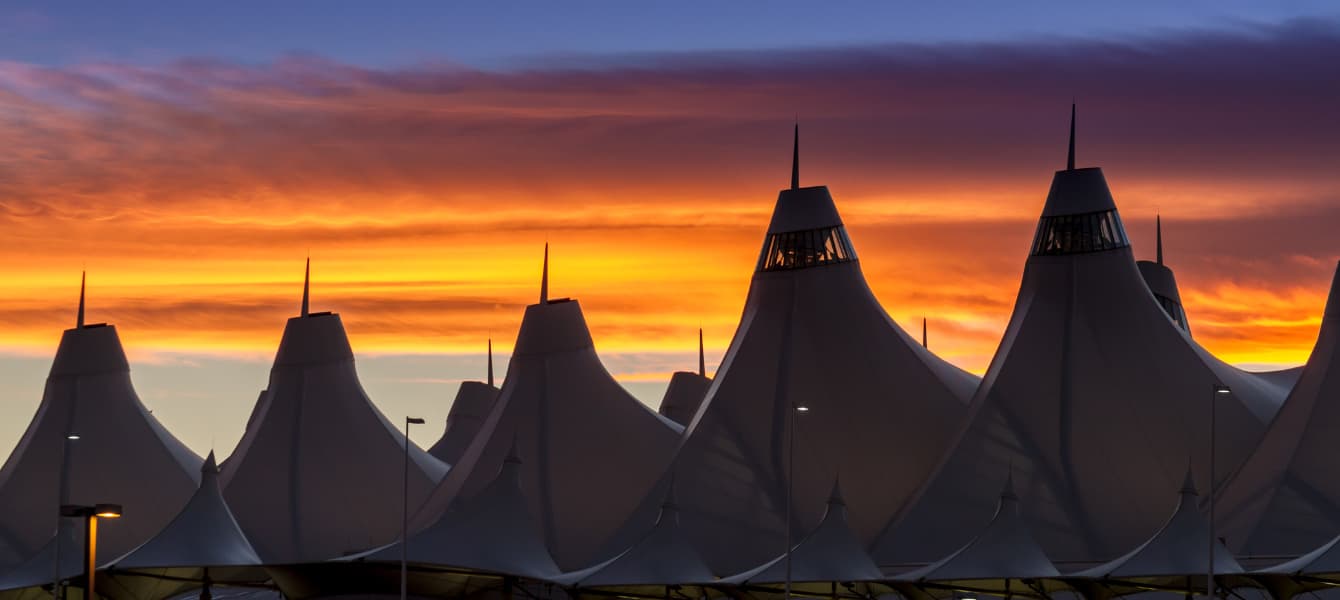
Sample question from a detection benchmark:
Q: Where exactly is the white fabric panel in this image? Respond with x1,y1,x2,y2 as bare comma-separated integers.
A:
427,381,499,465
0,325,200,570
220,313,448,563
658,372,711,427
722,483,882,584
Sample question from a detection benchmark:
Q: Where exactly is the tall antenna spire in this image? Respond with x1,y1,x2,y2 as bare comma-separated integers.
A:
301,256,310,317
1067,103,1076,171
77,271,86,329
922,317,927,349
698,328,706,377
1156,213,1164,265
540,243,549,304
487,338,495,387
790,121,800,190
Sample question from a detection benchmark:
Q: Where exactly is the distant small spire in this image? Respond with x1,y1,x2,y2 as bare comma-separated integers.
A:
76,271,86,329
698,328,706,377
301,257,311,317
487,338,495,387
827,475,845,506
1067,103,1076,171
540,243,549,304
1156,213,1164,265
202,450,218,475
1180,464,1198,496
791,121,800,190
922,317,927,349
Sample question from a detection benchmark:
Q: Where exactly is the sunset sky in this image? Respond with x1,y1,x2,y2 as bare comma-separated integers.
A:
1,2,1338,457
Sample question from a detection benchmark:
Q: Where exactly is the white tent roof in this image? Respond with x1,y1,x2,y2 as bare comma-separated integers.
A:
220,263,448,563
370,441,562,581
897,473,1059,582
409,248,682,570
873,111,1286,569
427,381,499,466
0,525,81,592
110,452,260,569
566,479,717,587
658,372,711,427
1074,471,1241,579
1136,215,1191,335
633,127,976,574
1217,261,1340,560
0,278,200,570
723,480,883,584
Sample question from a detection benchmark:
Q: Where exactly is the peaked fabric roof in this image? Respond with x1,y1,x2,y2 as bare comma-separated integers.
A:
372,442,562,581
897,473,1059,583
1137,215,1192,335
567,479,718,588
723,480,883,584
0,524,81,592
631,130,976,574
658,372,711,427
872,117,1285,569
0,283,200,570
111,452,261,570
427,381,499,466
1073,471,1242,579
220,266,447,563
410,257,682,570
1217,261,1340,559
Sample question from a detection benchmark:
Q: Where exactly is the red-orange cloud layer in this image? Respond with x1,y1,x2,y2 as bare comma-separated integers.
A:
1,21,1338,375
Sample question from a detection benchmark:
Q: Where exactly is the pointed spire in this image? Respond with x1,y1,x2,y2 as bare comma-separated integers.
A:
487,338,495,387
827,475,846,507
922,317,928,349
1067,103,1076,171
790,121,800,190
76,271,86,329
301,257,311,317
698,328,706,377
1156,213,1164,265
1180,464,1198,496
540,243,549,304
201,450,219,475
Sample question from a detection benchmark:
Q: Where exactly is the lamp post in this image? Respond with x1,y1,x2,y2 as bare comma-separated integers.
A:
59,503,121,600
402,416,425,600
53,434,79,600
1208,384,1231,600
784,403,809,600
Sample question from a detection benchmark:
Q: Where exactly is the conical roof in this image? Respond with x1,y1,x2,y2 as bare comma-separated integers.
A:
220,264,448,562
370,441,561,580
872,109,1285,569
0,278,200,570
658,330,712,427
723,479,883,584
1217,261,1340,559
568,478,718,587
427,344,500,465
409,252,682,570
110,452,261,569
1137,215,1191,335
630,127,975,574
897,472,1059,582
1074,471,1241,579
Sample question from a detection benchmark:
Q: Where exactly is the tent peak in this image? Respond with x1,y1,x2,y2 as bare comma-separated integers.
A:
300,256,311,317
540,243,549,304
698,328,706,377
1156,213,1164,265
791,120,800,190
1067,103,1076,171
487,338,495,387
828,476,846,507
1180,465,1198,496
77,271,86,329
202,450,218,475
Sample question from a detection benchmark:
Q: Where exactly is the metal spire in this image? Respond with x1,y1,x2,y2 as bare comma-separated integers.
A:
301,257,310,317
1067,103,1076,171
77,271,86,329
698,328,706,377
540,243,549,304
1156,213,1164,265
487,338,495,387
922,317,927,349
790,121,800,190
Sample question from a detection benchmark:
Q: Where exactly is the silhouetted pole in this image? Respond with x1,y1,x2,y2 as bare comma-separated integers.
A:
402,416,425,600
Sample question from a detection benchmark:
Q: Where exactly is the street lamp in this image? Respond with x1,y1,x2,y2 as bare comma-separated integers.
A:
402,416,425,600
53,434,80,600
1207,384,1231,599
784,403,809,600
60,503,121,600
